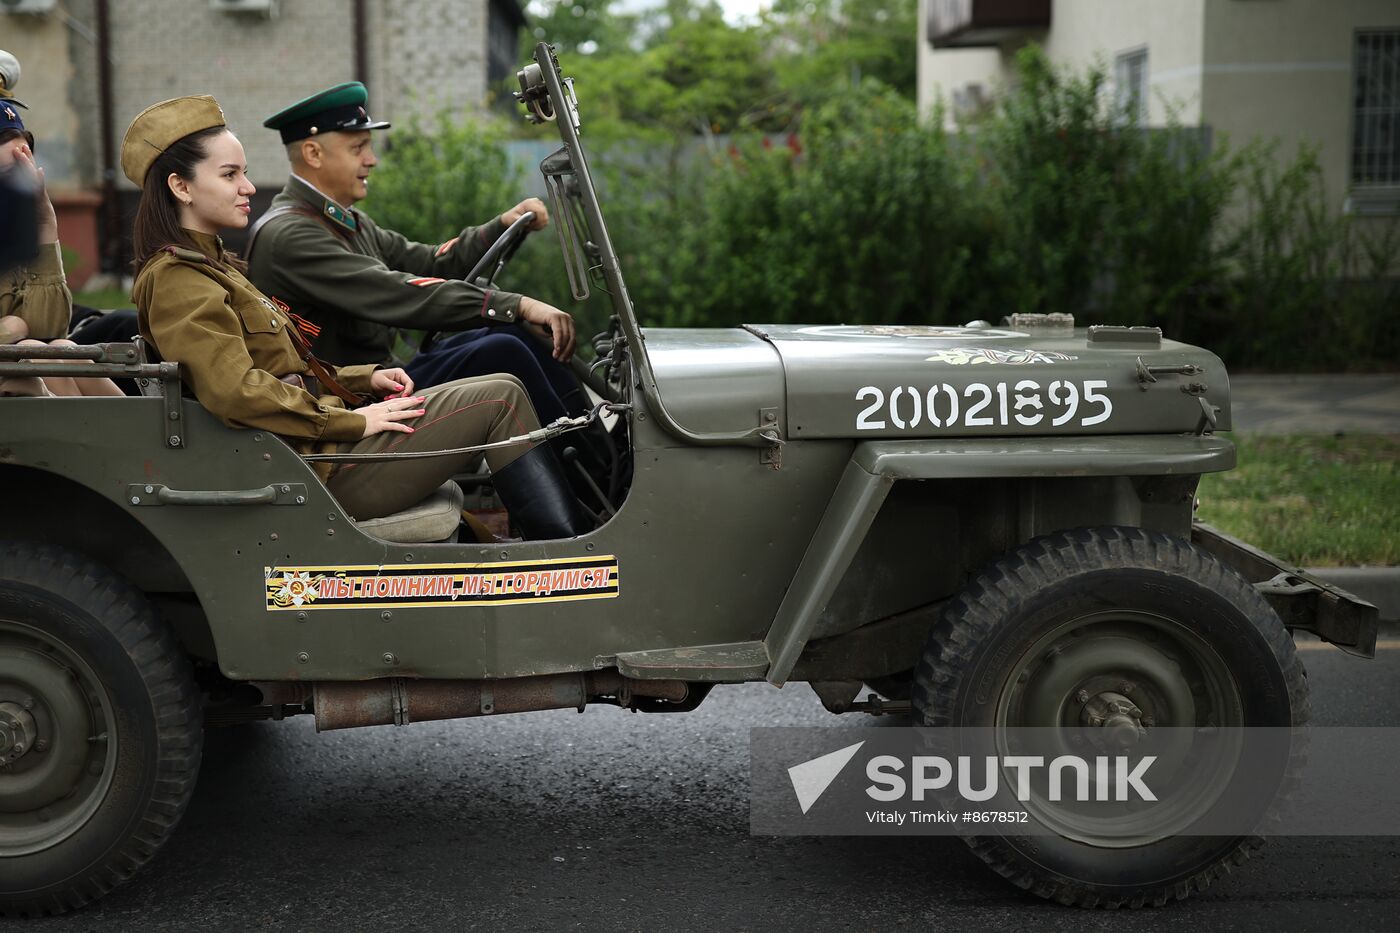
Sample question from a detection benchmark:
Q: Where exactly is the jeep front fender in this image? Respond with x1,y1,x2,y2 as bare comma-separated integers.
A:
763,435,1237,685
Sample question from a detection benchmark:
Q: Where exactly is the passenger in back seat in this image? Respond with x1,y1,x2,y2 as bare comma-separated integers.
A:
0,53,123,399
122,95,593,539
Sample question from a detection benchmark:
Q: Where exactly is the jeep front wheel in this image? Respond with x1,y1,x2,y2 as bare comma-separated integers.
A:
0,543,202,917
912,526,1309,908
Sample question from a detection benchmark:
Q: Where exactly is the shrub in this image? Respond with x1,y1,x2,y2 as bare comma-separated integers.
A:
1212,143,1400,370
607,85,994,329
353,48,1400,371
359,111,522,244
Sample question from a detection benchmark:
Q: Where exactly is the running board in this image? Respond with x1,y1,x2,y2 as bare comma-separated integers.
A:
615,641,770,681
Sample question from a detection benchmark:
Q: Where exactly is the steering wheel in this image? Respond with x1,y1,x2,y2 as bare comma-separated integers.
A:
419,210,536,353
464,210,535,289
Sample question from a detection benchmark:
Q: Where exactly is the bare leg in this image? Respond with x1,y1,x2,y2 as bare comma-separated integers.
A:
46,339,125,397
0,338,52,396
13,339,79,396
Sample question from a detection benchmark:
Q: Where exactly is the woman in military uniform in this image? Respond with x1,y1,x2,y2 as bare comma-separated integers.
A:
0,51,123,398
123,96,592,539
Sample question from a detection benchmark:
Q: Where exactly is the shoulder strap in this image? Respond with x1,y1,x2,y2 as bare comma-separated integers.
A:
243,204,304,262
266,295,366,408
245,202,350,263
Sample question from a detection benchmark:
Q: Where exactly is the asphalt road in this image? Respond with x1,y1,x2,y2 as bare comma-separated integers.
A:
10,635,1400,932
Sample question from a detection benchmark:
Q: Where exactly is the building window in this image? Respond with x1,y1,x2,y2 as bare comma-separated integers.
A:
1115,47,1149,126
1352,29,1400,190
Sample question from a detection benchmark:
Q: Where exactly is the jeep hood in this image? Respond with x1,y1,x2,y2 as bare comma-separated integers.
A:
643,323,1231,439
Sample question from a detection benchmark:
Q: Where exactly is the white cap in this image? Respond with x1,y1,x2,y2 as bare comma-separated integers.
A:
0,51,19,97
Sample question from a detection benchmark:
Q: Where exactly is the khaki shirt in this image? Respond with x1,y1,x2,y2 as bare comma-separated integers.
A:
0,242,72,339
133,230,379,481
246,175,523,367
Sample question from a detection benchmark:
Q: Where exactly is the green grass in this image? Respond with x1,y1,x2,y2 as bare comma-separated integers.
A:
1197,434,1400,567
73,288,134,310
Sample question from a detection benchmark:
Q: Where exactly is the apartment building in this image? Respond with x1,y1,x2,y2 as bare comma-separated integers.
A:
2,0,526,284
917,0,1399,217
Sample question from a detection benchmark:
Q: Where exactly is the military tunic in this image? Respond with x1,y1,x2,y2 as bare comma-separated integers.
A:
133,229,541,519
0,241,71,340
133,230,379,481
246,175,523,367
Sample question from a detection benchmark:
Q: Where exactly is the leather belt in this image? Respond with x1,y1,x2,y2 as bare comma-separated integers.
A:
278,373,322,397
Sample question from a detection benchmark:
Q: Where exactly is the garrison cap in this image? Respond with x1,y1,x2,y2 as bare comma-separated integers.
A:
263,82,390,145
120,95,226,186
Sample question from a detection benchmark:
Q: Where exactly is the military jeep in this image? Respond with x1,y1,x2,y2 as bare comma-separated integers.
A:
0,45,1378,915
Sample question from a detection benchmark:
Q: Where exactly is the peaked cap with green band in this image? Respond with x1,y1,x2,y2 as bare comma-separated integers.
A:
263,81,390,145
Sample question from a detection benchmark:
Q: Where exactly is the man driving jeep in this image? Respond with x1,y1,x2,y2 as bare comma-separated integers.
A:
244,82,591,435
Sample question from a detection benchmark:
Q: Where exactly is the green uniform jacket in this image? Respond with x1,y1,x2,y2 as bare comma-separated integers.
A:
133,230,380,482
246,175,523,367
1,241,72,339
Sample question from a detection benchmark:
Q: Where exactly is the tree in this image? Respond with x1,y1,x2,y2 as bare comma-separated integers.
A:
552,4,788,147
763,0,918,102
522,0,639,56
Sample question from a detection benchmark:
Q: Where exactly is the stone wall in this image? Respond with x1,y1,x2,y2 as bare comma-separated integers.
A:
2,0,511,190
107,0,356,188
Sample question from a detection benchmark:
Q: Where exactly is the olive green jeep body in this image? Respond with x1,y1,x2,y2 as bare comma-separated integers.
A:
0,45,1376,915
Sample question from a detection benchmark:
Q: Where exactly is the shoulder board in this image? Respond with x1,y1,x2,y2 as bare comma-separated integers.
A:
162,245,214,265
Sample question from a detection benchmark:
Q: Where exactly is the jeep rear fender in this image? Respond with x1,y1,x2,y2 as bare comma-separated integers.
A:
763,434,1237,685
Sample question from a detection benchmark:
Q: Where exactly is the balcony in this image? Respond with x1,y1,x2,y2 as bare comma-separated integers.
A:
926,0,1051,48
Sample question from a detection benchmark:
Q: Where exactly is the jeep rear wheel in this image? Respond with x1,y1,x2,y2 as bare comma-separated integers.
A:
0,543,202,917
912,526,1309,908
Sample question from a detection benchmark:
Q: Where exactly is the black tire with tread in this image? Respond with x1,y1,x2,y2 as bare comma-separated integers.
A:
911,526,1310,909
0,542,203,917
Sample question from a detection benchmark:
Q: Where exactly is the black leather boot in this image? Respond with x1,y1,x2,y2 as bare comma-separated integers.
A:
492,444,597,540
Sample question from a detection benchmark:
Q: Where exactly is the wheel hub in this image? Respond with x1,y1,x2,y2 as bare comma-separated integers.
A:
0,623,117,857
0,701,38,762
1079,690,1144,750
996,611,1248,847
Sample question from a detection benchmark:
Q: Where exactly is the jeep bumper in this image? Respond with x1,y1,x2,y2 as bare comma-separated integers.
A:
1192,521,1380,658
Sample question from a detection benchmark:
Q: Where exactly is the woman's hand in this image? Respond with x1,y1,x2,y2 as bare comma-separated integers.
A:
11,145,58,245
356,395,427,439
370,367,414,398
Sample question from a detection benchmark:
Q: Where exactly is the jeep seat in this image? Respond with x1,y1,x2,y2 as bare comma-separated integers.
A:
129,339,465,543
354,481,464,543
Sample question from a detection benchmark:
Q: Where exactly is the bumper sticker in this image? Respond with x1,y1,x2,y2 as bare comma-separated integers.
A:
265,555,620,611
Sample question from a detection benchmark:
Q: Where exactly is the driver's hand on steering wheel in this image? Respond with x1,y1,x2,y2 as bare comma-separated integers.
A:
501,197,550,231
518,297,576,362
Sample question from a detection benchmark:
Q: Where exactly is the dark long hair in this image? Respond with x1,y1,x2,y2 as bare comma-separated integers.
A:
131,124,245,272
0,127,34,150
